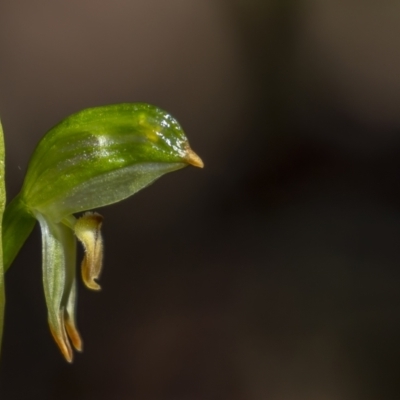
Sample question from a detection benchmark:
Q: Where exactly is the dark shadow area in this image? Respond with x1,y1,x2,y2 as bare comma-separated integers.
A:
0,0,400,398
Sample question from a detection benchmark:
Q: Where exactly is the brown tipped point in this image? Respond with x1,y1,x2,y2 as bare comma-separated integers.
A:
186,148,204,168
50,326,73,363
83,276,101,291
65,318,83,352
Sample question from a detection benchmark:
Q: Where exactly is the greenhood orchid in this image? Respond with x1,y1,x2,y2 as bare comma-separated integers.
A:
1,103,203,362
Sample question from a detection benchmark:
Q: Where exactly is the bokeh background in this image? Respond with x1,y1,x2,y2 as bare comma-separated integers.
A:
1,1,400,399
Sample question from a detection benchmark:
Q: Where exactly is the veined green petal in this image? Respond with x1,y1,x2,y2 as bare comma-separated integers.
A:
42,161,185,222
0,119,5,353
36,213,79,362
20,103,202,221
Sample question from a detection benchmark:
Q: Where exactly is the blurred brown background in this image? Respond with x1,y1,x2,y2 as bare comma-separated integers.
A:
1,1,400,399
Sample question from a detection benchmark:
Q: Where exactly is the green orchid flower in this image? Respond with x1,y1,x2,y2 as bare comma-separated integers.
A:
1,103,203,362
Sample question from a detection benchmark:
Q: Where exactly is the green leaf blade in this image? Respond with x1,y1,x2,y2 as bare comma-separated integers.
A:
0,119,6,353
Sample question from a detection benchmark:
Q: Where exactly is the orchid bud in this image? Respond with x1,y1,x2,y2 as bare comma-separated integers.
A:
2,103,203,361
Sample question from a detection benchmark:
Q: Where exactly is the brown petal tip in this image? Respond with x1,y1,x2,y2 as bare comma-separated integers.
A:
50,325,73,363
65,317,83,352
185,148,204,168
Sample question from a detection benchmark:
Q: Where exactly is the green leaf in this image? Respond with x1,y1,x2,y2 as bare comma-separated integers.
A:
0,119,6,353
